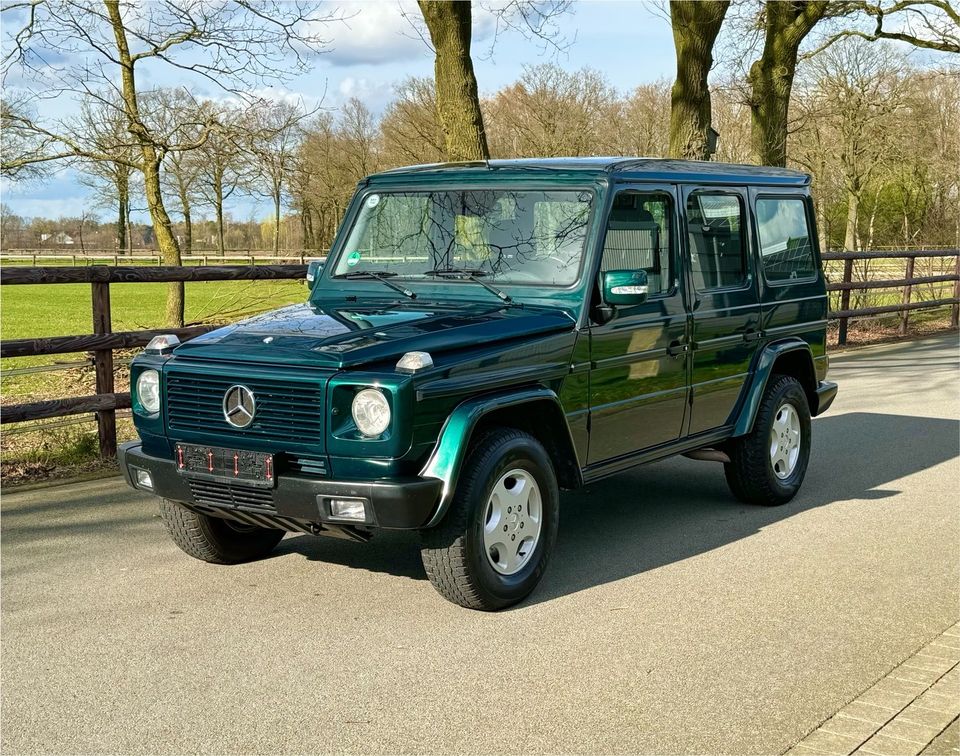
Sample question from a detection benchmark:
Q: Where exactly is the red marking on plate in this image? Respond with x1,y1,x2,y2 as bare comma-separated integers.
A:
233,453,239,477
207,451,214,472
177,446,184,469
265,457,273,481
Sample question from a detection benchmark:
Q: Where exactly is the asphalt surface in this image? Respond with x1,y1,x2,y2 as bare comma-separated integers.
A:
2,334,958,755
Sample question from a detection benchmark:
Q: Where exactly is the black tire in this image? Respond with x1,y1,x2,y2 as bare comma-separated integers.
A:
724,374,812,506
420,428,559,611
159,499,285,564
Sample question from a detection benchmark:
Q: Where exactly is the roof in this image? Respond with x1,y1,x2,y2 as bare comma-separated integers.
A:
370,157,810,186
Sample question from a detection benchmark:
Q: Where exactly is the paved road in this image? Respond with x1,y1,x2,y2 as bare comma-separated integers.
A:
3,334,958,755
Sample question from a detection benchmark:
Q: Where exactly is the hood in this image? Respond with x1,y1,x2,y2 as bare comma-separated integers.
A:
171,300,575,369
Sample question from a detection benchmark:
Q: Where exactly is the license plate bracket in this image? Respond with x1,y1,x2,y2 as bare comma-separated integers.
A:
175,443,275,488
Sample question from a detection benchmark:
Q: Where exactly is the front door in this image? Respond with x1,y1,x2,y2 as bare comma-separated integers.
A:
587,185,689,464
682,186,763,435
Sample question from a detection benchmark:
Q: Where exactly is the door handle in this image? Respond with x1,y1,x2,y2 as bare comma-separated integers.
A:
667,340,689,357
743,329,764,342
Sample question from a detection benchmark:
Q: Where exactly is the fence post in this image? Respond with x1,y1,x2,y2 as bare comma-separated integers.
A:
838,256,853,346
899,255,915,336
952,252,960,329
91,280,117,458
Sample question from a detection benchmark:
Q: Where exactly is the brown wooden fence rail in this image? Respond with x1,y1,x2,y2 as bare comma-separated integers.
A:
1,264,306,457
821,249,959,346
1,251,957,459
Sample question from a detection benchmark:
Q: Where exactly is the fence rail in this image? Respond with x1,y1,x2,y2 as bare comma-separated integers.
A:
1,250,958,458
1,263,306,457
820,248,959,345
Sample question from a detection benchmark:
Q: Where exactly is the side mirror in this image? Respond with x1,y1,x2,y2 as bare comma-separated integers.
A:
306,259,325,289
602,269,649,306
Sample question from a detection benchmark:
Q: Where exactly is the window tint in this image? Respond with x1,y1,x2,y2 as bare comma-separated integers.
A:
756,198,816,282
686,193,746,290
599,192,673,296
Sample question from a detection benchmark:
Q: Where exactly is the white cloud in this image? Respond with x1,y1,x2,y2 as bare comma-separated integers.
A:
323,1,426,67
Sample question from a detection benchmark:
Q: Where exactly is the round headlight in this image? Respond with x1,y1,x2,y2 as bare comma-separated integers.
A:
136,370,161,415
351,388,390,437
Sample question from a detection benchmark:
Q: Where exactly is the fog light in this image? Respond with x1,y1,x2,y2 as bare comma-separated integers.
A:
329,497,367,521
134,468,153,490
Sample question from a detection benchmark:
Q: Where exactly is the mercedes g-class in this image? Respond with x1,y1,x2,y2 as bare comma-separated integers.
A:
120,158,838,610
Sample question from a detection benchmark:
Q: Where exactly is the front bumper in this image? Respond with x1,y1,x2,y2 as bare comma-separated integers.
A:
118,442,442,531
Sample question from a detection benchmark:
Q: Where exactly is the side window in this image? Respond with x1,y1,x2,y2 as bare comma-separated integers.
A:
686,193,746,291
599,192,673,297
756,198,816,282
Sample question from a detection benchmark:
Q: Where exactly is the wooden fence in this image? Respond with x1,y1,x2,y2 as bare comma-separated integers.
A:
1,249,958,458
822,249,959,345
1,264,306,457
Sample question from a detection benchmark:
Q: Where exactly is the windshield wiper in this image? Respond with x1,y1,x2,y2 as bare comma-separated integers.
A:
334,270,417,300
424,267,512,303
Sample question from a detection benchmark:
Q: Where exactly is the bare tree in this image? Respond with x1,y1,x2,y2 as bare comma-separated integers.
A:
75,94,139,254
379,77,446,166
669,0,731,160
2,0,337,325
190,102,250,256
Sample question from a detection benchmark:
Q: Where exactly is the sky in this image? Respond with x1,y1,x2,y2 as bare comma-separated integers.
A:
0,1,675,222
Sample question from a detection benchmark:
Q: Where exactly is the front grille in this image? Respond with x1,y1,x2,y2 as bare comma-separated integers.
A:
188,478,275,510
166,369,324,447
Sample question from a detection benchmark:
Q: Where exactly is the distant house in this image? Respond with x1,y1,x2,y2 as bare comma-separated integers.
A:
39,232,75,246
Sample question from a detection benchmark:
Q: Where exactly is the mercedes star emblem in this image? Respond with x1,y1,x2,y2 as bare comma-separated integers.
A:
222,385,256,428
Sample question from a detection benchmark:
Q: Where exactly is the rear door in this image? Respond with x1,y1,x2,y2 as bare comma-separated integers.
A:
682,186,763,436
587,184,689,463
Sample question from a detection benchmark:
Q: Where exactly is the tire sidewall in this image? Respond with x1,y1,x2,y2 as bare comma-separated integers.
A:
762,380,812,497
463,435,559,607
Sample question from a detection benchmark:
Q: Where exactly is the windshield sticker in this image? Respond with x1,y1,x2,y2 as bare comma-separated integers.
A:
346,251,362,267
366,194,380,208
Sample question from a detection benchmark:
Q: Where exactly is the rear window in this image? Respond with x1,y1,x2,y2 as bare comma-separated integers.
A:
756,198,816,282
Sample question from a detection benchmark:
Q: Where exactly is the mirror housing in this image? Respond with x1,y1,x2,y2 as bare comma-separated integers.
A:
306,259,325,289
602,269,649,306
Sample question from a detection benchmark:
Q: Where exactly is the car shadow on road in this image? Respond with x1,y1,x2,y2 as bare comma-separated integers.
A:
526,411,958,606
275,411,958,596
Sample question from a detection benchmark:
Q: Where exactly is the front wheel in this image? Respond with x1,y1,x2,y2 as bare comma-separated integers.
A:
420,428,559,611
724,374,812,506
159,499,285,564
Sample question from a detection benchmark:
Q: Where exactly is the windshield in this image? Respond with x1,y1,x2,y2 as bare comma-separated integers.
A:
331,189,593,286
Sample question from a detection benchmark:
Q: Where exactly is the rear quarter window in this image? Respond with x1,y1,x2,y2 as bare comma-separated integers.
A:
756,198,816,283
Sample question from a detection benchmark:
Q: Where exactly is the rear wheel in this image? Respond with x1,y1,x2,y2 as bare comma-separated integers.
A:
159,499,285,564
420,428,559,611
724,374,812,506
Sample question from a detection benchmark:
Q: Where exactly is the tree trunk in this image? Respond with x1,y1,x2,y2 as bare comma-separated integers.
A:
844,188,860,252
668,0,730,161
105,0,183,327
273,191,281,255
748,1,829,166
417,0,489,161
116,169,128,253
214,178,225,255
179,185,193,256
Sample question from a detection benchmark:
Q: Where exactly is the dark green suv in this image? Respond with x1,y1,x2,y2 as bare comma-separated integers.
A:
121,158,837,610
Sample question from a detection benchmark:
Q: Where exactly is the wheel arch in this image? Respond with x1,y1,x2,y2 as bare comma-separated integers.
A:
419,387,581,528
733,339,819,437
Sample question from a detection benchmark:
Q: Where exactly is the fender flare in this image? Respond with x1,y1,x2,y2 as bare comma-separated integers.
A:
419,386,574,528
733,338,815,437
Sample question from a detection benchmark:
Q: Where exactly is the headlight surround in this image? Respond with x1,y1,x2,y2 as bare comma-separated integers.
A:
351,388,391,437
136,369,161,415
